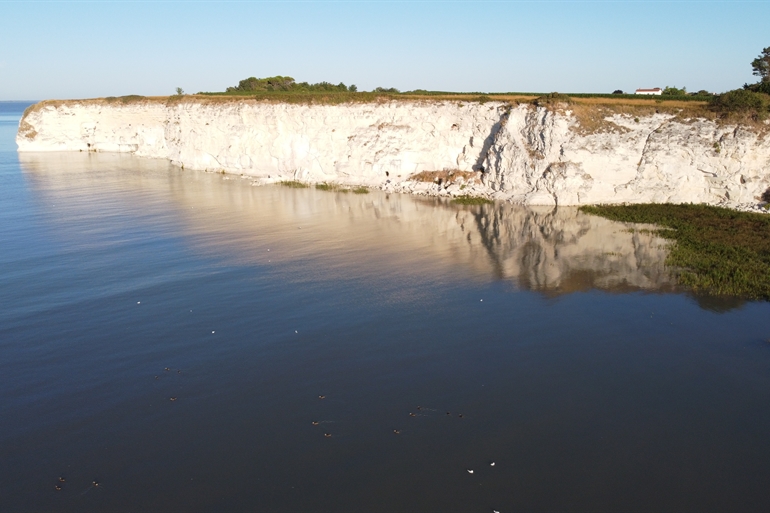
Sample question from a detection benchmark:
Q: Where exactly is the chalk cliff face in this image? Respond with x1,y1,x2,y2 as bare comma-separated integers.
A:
16,99,770,208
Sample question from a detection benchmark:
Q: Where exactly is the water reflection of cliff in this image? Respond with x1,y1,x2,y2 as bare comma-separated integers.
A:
19,152,676,296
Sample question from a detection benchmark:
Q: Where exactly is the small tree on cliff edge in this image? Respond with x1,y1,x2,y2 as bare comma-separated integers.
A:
751,47,770,83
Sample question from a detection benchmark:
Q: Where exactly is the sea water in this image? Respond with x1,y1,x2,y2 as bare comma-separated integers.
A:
1,102,769,512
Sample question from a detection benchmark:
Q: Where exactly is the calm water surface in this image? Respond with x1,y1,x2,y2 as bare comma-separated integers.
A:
1,102,769,512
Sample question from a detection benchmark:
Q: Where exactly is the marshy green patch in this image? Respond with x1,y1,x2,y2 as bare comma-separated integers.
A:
580,203,770,300
452,195,492,205
279,180,309,188
315,182,351,192
351,186,370,194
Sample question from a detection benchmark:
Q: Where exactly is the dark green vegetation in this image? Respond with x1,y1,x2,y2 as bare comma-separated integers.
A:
315,182,341,192
710,89,770,120
227,76,357,93
710,45,770,121
532,92,573,106
580,204,770,300
452,195,493,205
279,180,309,188
200,75,716,104
104,95,146,104
314,182,366,193
751,46,770,83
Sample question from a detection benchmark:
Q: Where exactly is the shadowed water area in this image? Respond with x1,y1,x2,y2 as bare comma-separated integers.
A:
1,102,769,512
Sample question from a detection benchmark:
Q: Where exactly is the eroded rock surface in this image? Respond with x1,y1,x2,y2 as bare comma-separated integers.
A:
17,99,770,209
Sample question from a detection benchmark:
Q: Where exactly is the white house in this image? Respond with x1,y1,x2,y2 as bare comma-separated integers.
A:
635,88,662,96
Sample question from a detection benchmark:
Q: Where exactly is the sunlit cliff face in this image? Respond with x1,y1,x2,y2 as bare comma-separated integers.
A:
19,152,676,298
17,99,770,210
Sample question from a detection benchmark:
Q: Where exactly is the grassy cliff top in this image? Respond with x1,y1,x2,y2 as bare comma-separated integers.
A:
22,92,713,126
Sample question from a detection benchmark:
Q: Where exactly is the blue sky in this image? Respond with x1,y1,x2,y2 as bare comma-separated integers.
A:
0,0,768,100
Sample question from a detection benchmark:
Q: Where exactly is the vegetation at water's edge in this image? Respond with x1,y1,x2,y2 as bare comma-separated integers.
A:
579,204,770,300
279,180,309,188
314,182,369,193
452,195,492,205
315,182,341,191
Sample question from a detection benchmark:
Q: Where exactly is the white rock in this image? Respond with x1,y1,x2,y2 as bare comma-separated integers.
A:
17,100,770,209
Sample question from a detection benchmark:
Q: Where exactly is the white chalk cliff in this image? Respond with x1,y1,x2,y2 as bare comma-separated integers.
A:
16,99,770,208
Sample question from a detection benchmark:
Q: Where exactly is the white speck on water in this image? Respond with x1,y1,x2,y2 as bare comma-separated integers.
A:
490,462,495,466
137,302,141,304
295,330,298,333
212,331,215,334
480,299,483,302
467,469,474,474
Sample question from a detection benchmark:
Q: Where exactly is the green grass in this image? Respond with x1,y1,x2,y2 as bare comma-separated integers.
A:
452,195,492,205
198,90,402,105
579,203,770,299
315,182,355,192
351,186,369,194
279,180,309,188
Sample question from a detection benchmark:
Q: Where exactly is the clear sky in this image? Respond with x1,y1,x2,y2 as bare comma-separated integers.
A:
0,0,768,100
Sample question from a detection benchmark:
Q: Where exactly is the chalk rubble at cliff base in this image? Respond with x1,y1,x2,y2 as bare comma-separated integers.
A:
16,99,770,210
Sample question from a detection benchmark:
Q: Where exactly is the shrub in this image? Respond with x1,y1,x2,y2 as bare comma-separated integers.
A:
762,187,770,203
118,95,145,104
744,81,770,95
532,92,572,106
710,89,770,120
452,195,492,205
279,180,309,188
351,186,369,194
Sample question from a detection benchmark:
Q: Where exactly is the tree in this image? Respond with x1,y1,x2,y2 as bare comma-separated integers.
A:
662,85,686,96
612,89,623,94
175,87,184,96
751,47,770,83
